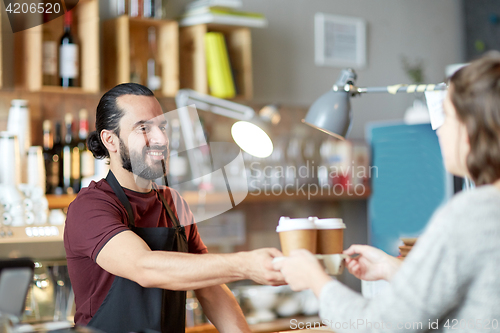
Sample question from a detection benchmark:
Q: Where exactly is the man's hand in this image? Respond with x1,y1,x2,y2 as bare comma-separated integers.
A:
344,244,402,282
242,248,286,286
272,249,332,297
97,231,285,290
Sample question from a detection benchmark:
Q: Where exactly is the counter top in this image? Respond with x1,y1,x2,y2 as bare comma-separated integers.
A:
276,328,334,333
250,316,322,333
185,316,328,333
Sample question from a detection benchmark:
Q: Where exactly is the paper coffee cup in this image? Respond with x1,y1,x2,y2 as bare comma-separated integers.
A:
276,217,317,256
313,218,346,254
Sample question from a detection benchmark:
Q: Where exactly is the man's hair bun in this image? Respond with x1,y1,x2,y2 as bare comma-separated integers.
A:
87,131,109,159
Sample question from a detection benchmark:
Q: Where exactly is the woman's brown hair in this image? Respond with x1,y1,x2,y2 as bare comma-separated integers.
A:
450,52,500,185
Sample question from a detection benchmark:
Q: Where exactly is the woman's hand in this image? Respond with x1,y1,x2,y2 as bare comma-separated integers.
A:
272,249,333,297
344,245,402,282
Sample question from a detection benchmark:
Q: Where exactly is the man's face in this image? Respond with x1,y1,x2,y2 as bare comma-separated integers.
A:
116,95,170,181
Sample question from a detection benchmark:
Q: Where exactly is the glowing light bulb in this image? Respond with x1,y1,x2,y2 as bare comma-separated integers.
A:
231,121,273,158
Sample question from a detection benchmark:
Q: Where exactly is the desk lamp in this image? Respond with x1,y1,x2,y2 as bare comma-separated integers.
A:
302,68,447,140
174,89,280,185
176,89,278,159
302,69,478,191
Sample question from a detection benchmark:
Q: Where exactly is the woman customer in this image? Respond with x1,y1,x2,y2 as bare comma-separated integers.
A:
273,53,500,332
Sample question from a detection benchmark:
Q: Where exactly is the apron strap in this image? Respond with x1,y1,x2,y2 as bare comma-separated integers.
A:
154,187,189,254
106,170,136,227
154,188,182,229
106,170,183,230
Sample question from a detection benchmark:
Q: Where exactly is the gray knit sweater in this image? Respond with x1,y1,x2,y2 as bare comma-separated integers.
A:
319,185,500,332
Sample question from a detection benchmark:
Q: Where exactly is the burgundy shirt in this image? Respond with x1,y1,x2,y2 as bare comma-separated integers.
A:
64,179,208,326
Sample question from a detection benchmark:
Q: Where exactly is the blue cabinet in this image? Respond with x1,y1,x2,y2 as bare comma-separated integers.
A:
367,123,452,256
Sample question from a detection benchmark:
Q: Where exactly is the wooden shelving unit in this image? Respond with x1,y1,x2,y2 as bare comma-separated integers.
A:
102,16,179,97
183,188,370,207
46,194,77,209
180,23,253,100
14,0,100,93
46,188,370,210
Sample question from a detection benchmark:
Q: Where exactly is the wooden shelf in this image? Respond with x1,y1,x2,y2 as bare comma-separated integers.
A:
186,324,218,333
37,86,101,95
179,23,253,100
14,0,100,92
103,16,179,97
46,188,369,210
184,189,369,207
47,194,77,209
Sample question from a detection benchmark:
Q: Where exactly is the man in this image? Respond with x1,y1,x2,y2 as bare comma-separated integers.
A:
64,83,285,333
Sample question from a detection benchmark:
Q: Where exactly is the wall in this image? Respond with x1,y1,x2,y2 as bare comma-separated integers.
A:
463,0,500,61
159,0,465,139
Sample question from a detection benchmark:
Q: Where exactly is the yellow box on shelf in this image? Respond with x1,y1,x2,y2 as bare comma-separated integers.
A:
179,24,253,100
205,32,235,98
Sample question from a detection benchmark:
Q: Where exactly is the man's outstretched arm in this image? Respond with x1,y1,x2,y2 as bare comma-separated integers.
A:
96,230,285,290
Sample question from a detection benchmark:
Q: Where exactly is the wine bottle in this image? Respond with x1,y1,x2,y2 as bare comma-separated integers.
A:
78,109,95,182
59,10,79,87
43,120,54,194
63,113,80,194
147,26,161,92
52,122,64,195
129,39,143,84
154,0,162,19
42,13,58,86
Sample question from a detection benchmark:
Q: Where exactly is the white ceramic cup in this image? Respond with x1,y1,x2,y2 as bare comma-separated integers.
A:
27,146,46,193
0,132,21,186
7,99,31,184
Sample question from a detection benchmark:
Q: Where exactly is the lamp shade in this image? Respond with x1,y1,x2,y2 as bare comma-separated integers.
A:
302,89,352,140
231,121,274,158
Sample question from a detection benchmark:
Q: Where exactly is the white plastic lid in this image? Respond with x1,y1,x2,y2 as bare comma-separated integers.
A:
276,216,316,232
315,218,346,229
11,99,28,107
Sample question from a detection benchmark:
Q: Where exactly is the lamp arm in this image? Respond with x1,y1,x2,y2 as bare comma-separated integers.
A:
360,82,448,94
176,89,255,120
333,82,447,96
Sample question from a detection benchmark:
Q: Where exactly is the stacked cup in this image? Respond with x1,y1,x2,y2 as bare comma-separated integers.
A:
276,217,317,256
276,216,346,275
310,217,346,255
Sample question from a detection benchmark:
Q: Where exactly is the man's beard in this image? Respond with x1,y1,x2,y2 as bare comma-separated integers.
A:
120,138,169,181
